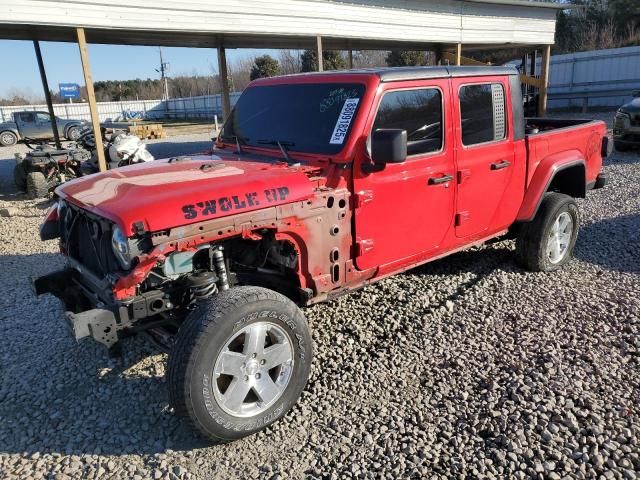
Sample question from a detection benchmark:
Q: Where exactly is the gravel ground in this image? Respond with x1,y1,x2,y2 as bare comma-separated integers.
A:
0,119,639,480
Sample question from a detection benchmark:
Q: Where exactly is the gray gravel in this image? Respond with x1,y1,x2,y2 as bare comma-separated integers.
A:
0,121,639,479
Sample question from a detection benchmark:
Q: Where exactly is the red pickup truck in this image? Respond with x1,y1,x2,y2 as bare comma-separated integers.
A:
34,66,607,442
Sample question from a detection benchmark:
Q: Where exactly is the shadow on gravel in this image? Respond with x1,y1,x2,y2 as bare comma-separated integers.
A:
575,213,640,273
605,148,640,166
0,252,213,457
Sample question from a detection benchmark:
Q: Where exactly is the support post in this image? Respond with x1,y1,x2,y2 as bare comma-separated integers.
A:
348,49,353,69
33,40,62,149
455,43,462,66
316,35,323,72
538,44,551,117
435,45,443,66
76,28,107,172
217,46,231,122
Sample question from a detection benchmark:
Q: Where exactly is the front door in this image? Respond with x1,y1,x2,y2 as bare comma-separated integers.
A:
33,112,54,139
354,79,456,270
450,77,516,238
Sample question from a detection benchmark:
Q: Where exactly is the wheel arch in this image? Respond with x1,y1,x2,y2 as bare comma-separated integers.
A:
517,154,586,222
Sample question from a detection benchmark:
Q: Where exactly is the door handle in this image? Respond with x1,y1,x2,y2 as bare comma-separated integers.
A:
490,160,511,170
428,174,454,185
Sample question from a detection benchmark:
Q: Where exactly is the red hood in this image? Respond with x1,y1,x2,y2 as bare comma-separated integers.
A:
57,152,319,234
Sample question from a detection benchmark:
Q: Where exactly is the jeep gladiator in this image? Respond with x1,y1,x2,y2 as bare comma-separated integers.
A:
0,111,86,146
34,66,608,442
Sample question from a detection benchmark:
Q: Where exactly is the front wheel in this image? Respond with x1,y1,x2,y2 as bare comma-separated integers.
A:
516,192,579,272
168,286,312,442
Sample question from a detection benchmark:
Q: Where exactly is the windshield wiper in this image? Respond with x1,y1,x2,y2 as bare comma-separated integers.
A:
257,139,297,165
219,134,247,154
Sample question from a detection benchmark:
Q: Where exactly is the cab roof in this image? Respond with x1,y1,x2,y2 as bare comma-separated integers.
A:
254,65,519,84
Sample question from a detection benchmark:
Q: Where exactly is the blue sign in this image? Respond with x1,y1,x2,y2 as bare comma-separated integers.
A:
59,83,81,99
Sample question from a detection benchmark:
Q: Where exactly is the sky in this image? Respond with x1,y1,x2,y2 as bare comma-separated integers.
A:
0,40,277,99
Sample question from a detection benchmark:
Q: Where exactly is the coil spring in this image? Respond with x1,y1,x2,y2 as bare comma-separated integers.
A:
188,271,217,300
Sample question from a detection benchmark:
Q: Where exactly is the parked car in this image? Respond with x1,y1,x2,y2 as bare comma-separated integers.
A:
34,65,607,443
613,90,640,151
0,111,86,146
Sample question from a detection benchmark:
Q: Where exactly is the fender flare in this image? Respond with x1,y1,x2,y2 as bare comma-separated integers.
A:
516,151,586,222
63,122,82,138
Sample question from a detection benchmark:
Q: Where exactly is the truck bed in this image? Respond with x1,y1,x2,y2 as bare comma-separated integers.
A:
523,117,606,188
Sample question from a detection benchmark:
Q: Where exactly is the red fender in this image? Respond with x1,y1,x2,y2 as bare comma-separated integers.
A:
516,150,585,222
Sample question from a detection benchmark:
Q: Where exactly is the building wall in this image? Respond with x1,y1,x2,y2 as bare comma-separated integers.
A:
0,0,557,45
547,46,640,109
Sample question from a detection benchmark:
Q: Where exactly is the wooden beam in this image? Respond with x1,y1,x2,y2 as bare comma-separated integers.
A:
217,47,231,121
442,51,486,66
33,40,62,149
455,43,462,66
520,74,543,89
316,35,323,72
538,45,551,116
76,28,107,173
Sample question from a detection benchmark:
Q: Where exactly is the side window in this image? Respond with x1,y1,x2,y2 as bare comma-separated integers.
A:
459,83,506,146
36,112,51,122
372,88,443,156
18,112,35,122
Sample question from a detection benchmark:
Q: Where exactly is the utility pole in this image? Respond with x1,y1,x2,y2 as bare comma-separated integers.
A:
157,47,170,100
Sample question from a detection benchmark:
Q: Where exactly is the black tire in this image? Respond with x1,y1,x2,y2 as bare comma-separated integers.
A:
66,126,81,141
613,141,629,152
168,286,312,443
26,171,49,199
0,130,18,147
13,162,27,191
516,192,579,272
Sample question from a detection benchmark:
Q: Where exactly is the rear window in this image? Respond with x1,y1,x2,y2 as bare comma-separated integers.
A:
221,83,366,155
459,83,506,146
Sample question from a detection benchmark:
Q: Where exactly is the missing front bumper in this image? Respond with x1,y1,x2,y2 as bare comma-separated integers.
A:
32,268,119,348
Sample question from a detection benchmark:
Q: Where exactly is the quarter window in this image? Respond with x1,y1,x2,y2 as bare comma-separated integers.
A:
372,88,443,156
459,83,506,146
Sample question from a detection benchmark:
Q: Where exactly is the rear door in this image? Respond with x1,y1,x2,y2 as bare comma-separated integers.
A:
15,112,39,138
451,77,517,238
353,79,456,270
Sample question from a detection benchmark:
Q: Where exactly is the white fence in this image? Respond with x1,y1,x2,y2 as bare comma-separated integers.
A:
0,92,241,123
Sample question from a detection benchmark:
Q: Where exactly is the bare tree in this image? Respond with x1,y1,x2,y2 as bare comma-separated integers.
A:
278,50,302,74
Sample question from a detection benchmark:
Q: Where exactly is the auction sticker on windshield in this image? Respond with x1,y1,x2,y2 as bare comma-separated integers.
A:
329,98,360,144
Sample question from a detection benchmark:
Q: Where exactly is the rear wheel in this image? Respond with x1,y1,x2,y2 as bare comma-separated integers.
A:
516,192,579,272
26,171,49,199
13,162,27,191
0,131,18,147
66,126,81,141
168,286,312,442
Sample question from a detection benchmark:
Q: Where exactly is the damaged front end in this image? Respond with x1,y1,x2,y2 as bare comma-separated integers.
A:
33,200,232,352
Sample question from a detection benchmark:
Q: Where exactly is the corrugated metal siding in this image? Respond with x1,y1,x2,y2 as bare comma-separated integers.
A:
0,93,241,123
0,0,556,45
546,46,640,109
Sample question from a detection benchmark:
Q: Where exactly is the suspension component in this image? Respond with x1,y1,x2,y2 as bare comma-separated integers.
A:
212,247,230,291
185,271,217,300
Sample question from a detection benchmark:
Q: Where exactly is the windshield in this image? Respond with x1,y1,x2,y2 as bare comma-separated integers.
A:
221,83,366,155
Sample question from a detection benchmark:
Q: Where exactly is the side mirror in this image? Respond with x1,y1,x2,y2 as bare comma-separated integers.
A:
364,128,407,173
